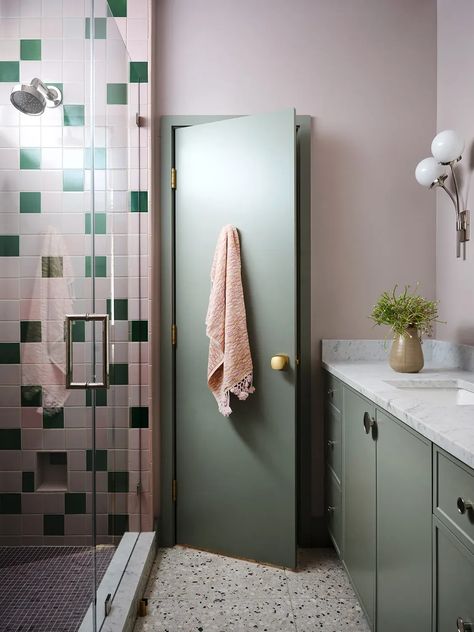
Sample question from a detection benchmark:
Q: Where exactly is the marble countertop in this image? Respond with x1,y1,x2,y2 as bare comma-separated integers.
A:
322,340,474,470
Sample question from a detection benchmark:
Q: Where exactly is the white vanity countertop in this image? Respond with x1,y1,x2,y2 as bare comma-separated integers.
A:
322,340,474,470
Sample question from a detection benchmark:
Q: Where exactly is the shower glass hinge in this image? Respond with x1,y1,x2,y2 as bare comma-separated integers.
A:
136,480,142,495
104,593,112,617
171,167,177,190
135,113,144,127
171,324,177,345
172,479,177,502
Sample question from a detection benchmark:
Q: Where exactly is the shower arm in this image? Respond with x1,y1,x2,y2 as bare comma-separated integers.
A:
31,77,57,101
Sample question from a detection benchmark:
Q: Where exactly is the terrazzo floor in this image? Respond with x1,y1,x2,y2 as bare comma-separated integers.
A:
134,546,370,632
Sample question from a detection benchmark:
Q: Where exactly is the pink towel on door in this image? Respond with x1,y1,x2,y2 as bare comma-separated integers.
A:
206,225,255,417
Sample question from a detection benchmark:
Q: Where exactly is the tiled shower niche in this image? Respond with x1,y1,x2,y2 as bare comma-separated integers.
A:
0,0,152,546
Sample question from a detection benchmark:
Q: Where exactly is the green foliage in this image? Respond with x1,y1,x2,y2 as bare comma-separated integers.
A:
370,285,440,338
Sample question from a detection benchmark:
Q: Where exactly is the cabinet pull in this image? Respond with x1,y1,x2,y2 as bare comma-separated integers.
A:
327,388,335,398
457,497,473,515
457,617,473,632
327,506,335,514
327,440,335,449
363,412,376,434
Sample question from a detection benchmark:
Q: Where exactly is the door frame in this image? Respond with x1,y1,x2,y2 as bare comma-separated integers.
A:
159,114,311,548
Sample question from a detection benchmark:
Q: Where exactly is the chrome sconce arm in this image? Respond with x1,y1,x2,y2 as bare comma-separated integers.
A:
416,130,470,259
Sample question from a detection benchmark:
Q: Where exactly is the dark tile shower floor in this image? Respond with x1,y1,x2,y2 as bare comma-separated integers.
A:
0,546,115,632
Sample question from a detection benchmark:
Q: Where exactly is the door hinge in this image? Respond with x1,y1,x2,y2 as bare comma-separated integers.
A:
135,112,144,127
171,167,177,190
172,479,177,502
171,323,177,346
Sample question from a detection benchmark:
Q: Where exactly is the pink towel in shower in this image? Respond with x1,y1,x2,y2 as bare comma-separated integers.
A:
206,225,255,417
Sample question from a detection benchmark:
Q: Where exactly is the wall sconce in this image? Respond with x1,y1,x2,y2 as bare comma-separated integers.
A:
415,130,470,258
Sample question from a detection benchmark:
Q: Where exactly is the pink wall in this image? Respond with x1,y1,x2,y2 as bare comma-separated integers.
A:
155,0,437,532
436,0,474,344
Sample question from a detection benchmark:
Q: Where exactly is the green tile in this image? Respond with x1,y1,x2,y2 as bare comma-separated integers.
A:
86,449,107,471
108,0,127,17
0,61,19,82
130,191,148,213
21,385,42,407
108,471,129,493
63,170,84,192
63,104,85,127
21,321,41,343
129,320,148,342
0,343,20,364
85,388,107,407
85,255,106,278
71,319,85,342
106,298,128,320
65,492,86,514
0,235,19,256
85,17,107,39
0,429,21,450
0,493,22,514
22,471,35,492
20,192,41,214
129,61,148,83
42,256,63,278
108,513,129,536
110,363,128,385
129,406,148,428
20,148,41,170
20,39,41,61
107,83,127,105
85,213,106,235
44,514,64,536
43,407,64,429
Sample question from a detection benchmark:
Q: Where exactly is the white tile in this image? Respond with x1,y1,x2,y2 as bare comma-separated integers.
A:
42,18,62,38
0,105,20,126
63,148,84,168
42,147,62,169
19,234,43,256
41,125,63,147
19,17,41,38
0,257,19,278
0,191,19,213
0,170,19,191
20,0,41,18
63,17,84,40
19,213,43,235
41,60,62,83
19,60,42,81
126,39,147,61
62,82,84,104
92,0,108,18
63,127,84,147
126,18,147,41
41,191,62,213
42,39,63,61
0,320,19,342
108,147,127,170
127,0,148,20
42,0,62,17
0,212,19,233
62,0,85,18
0,128,19,148
0,18,19,38
0,39,19,59
63,61,84,82
0,277,20,299
0,148,19,168
40,105,62,126
62,192,84,213
0,299,19,320
20,126,41,146
0,0,20,18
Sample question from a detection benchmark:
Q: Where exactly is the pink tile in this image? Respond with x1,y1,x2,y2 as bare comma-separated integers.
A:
65,514,88,536
21,429,43,450
0,471,21,491
22,514,43,535
42,492,64,513
108,493,127,514
0,515,21,535
21,407,43,428
43,429,66,450
0,451,21,470
22,493,45,514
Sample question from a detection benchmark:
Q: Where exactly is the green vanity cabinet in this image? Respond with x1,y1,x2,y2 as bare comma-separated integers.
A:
325,373,344,556
376,409,432,632
343,388,377,628
434,519,474,632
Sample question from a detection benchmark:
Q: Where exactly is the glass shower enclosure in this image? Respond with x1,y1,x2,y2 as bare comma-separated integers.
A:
0,1,147,630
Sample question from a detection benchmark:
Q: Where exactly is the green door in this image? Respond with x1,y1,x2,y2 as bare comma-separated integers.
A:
343,388,376,627
174,110,297,568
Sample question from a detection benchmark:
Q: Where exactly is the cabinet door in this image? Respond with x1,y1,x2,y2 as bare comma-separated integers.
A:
377,410,432,632
435,519,474,632
343,388,376,628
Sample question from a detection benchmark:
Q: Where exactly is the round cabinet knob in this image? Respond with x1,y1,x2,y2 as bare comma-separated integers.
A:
363,412,376,434
327,506,335,514
327,440,335,449
457,617,473,632
457,497,473,515
271,354,289,371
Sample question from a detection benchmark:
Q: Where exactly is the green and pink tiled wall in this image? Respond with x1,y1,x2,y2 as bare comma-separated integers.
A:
0,0,152,544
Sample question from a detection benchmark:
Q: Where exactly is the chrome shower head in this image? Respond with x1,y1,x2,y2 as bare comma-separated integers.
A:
10,78,62,116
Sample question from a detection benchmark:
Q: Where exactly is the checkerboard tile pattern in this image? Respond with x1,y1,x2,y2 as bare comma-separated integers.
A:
0,0,152,545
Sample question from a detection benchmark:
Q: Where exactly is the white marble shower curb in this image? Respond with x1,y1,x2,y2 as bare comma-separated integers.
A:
79,531,157,632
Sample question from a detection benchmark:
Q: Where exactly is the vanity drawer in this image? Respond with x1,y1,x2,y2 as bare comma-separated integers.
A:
326,468,343,557
325,372,343,413
325,405,342,484
434,448,474,552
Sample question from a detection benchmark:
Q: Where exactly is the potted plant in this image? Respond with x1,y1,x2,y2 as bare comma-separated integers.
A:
370,285,440,373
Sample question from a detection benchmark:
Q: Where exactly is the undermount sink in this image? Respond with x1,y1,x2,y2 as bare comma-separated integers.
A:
384,380,474,406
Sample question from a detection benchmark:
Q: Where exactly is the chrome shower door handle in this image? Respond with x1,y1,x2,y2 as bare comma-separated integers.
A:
65,314,110,389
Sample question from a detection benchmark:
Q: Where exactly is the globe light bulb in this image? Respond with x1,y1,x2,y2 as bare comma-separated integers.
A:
415,157,446,187
431,130,464,164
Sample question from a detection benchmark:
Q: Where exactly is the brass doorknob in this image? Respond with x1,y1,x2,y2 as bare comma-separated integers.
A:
271,354,289,371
